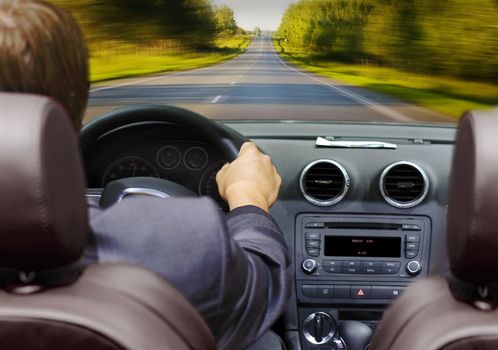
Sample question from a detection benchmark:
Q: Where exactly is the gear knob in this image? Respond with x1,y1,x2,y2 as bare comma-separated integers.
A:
339,321,372,350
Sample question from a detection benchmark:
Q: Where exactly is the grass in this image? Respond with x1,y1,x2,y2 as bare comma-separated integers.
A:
274,39,498,118
90,35,251,83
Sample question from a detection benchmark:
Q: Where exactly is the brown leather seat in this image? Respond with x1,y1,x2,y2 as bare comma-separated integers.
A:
370,108,498,350
0,93,216,350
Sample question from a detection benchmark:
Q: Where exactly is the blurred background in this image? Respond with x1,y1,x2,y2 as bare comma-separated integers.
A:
51,0,498,119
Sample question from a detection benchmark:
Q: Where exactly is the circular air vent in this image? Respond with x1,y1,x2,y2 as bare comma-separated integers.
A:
380,161,429,208
300,159,350,206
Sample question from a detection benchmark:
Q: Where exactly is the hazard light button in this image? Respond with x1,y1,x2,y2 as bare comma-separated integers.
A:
351,286,372,299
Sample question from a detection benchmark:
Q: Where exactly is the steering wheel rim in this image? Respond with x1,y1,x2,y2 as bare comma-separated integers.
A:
80,104,248,161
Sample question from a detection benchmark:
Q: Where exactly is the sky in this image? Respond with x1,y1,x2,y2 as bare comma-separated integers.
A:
212,0,294,31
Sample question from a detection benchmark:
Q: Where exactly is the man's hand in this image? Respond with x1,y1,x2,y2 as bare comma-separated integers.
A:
216,142,281,212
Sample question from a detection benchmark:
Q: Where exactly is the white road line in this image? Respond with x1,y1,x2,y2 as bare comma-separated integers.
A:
269,40,415,122
91,97,196,102
90,75,170,93
210,95,223,104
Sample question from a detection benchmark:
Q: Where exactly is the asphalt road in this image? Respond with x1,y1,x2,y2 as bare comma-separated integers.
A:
85,37,452,124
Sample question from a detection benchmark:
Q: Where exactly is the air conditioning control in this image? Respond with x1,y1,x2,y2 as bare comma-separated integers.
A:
303,312,336,345
302,259,318,274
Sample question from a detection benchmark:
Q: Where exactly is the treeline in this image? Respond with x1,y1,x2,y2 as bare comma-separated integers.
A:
50,0,243,51
277,0,498,82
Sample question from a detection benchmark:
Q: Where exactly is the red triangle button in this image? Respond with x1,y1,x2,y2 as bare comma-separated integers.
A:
357,289,365,296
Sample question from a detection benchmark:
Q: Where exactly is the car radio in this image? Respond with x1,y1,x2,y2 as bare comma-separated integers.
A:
295,214,431,304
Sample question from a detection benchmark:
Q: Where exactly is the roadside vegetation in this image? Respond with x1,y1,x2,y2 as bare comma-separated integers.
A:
276,0,498,118
50,0,251,82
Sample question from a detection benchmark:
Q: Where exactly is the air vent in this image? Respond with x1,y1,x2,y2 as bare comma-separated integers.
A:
380,161,429,208
300,159,350,206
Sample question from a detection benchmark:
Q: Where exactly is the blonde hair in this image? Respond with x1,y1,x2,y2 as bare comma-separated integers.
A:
0,0,88,129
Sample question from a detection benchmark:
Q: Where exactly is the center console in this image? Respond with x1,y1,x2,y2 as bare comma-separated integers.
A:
295,214,431,349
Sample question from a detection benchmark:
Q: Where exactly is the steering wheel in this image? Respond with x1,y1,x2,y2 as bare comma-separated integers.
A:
80,105,248,207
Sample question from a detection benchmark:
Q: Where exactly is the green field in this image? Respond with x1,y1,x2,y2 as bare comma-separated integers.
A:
274,40,498,118
90,36,251,83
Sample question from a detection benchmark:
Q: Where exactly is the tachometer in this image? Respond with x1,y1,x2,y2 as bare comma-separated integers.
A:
102,156,160,187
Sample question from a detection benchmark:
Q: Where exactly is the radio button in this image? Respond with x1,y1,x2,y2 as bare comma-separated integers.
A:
363,267,381,274
317,285,334,298
351,286,371,299
324,260,342,266
323,260,342,273
306,248,320,257
382,262,401,274
344,267,361,274
363,261,382,268
405,234,421,243
302,285,317,297
405,250,419,259
305,232,321,240
306,240,320,249
344,261,361,267
383,262,401,268
334,285,350,299
324,266,342,273
406,242,420,250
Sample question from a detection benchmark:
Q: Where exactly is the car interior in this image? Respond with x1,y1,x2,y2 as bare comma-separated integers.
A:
81,100,498,350
1,86,497,350
1,0,498,347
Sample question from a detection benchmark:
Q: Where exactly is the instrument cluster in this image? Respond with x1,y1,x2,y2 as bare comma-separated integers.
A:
88,140,227,207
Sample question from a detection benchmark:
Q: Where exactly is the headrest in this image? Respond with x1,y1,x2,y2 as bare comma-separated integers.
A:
448,108,498,285
0,93,88,271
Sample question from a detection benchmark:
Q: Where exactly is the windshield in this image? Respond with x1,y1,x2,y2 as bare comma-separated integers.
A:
50,0,498,124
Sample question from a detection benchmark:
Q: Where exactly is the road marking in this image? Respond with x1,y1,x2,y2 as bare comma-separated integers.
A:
90,75,169,93
90,97,196,102
210,95,223,104
269,41,416,122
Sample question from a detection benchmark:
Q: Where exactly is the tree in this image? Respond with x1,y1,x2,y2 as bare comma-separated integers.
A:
215,5,237,37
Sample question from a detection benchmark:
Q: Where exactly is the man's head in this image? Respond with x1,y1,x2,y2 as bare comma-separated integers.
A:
0,0,88,129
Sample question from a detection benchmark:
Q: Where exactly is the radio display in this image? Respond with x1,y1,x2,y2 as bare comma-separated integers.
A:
324,236,401,258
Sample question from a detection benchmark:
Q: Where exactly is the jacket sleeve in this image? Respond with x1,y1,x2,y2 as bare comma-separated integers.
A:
213,205,291,350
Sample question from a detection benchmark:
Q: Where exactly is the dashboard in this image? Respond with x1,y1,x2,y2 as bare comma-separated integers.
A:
83,118,457,350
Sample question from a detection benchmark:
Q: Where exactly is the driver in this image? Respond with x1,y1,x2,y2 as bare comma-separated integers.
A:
0,1,291,349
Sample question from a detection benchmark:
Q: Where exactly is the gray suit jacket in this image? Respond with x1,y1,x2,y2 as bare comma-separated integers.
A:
87,197,291,349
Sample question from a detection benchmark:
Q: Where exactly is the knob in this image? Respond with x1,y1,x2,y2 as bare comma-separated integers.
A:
406,260,422,276
302,259,317,274
303,312,336,345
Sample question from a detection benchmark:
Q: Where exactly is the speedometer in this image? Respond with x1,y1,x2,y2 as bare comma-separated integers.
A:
102,156,160,187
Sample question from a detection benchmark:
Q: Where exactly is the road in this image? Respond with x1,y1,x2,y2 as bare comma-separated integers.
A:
85,37,452,124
